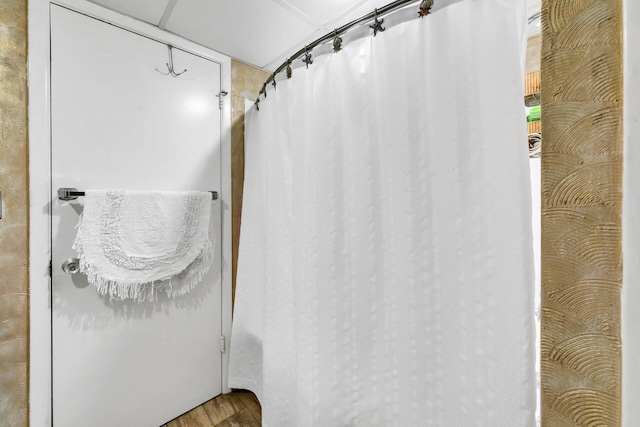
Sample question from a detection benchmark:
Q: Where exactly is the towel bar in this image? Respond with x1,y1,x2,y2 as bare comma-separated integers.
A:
57,188,219,201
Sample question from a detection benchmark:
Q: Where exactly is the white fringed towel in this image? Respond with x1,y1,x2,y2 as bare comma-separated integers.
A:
73,189,213,302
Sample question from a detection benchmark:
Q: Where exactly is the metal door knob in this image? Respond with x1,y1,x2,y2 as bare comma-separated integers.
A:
61,258,81,274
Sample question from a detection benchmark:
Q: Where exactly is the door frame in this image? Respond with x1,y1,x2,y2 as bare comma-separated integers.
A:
28,1,233,425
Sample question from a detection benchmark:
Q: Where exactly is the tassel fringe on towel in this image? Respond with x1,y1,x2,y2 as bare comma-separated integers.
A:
73,190,213,302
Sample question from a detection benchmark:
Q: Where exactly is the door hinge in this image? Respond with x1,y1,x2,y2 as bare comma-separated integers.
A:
216,90,228,110
220,335,226,353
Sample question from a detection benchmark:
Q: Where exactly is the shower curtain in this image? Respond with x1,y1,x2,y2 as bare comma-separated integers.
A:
229,1,535,426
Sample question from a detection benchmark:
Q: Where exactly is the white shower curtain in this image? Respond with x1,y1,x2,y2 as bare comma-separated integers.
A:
229,1,535,426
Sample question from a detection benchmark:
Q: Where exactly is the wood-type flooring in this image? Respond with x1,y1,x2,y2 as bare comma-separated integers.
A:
163,391,261,427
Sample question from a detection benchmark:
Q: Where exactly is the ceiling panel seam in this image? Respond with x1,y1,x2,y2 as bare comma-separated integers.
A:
268,0,323,27
158,0,177,29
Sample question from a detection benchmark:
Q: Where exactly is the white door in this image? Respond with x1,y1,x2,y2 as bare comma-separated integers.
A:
50,6,223,426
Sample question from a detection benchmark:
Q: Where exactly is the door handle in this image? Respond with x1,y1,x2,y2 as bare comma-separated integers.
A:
61,258,81,274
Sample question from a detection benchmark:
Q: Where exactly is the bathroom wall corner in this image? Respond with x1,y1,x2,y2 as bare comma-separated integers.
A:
230,60,269,313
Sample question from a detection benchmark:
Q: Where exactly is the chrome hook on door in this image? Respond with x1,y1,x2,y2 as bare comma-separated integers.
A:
61,258,81,275
155,45,187,77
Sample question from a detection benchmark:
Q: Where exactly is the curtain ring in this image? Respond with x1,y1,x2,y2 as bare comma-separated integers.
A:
333,30,343,52
419,0,435,17
286,59,292,79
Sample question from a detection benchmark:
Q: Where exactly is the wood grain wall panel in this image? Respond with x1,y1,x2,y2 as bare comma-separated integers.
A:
0,0,29,425
541,0,623,425
528,121,541,134
525,71,542,112
230,60,269,312
525,72,541,97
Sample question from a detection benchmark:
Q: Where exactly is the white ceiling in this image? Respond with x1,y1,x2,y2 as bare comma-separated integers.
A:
86,0,398,70
87,0,542,71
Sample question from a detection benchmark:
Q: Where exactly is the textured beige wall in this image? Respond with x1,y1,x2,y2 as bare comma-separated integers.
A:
0,0,29,426
230,60,269,311
541,0,623,425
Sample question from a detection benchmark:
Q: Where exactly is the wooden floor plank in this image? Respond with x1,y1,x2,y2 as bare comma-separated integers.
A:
235,391,262,423
167,391,262,427
215,408,261,427
165,405,215,427
202,393,246,424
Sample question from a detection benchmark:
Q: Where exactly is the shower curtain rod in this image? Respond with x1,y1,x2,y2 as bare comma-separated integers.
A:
256,0,432,106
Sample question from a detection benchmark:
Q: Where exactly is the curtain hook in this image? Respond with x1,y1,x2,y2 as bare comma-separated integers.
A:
286,59,292,79
419,0,435,18
333,30,343,52
302,45,313,68
370,8,385,36
271,73,277,89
